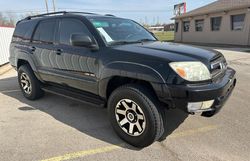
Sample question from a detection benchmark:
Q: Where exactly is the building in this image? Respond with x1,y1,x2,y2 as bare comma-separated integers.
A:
148,26,164,32
0,26,14,65
172,0,250,46
163,23,175,31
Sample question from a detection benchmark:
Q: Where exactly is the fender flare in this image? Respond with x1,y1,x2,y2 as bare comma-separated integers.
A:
98,61,167,99
14,49,44,82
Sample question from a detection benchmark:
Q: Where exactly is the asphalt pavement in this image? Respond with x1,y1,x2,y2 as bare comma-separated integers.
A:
0,48,249,161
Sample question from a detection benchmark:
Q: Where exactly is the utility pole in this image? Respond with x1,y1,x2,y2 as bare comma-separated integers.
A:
52,0,56,12
44,0,49,13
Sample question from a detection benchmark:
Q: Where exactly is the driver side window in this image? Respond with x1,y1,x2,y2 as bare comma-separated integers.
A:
59,18,92,45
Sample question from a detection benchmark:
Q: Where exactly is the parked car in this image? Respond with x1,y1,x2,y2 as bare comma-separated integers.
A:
9,12,236,148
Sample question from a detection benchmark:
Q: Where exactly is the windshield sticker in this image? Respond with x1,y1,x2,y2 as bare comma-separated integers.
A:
97,27,113,43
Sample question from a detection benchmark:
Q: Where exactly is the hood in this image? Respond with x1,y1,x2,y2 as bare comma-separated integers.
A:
112,41,222,64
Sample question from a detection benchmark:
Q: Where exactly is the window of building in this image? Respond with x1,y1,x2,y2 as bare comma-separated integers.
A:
183,21,190,32
195,19,204,32
175,22,179,32
231,14,245,31
59,19,92,45
33,20,56,43
211,17,222,31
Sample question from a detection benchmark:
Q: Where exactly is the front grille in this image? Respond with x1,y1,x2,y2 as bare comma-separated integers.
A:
210,56,227,78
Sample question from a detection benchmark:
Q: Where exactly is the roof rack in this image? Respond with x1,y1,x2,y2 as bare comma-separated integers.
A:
24,11,99,20
66,11,99,15
25,11,67,20
105,14,115,17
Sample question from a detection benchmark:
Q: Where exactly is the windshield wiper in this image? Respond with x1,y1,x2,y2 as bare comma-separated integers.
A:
109,39,157,46
136,39,157,43
109,40,138,46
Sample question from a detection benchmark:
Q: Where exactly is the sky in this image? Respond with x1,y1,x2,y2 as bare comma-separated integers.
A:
0,0,216,24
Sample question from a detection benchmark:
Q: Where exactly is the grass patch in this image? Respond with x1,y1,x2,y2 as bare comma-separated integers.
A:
154,31,174,42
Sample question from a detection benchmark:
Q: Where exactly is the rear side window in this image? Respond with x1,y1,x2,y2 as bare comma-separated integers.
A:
13,21,37,41
59,19,91,45
33,20,56,43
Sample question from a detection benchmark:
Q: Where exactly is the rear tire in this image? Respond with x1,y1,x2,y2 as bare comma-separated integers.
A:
18,64,44,100
108,84,164,148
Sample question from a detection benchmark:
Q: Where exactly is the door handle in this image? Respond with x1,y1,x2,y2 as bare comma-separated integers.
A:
30,46,36,52
56,49,63,55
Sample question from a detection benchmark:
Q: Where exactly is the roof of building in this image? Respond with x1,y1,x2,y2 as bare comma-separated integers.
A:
172,0,250,19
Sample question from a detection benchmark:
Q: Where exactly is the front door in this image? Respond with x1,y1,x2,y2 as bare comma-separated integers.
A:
51,18,99,94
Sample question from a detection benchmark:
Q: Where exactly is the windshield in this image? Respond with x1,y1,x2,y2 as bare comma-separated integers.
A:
88,17,157,45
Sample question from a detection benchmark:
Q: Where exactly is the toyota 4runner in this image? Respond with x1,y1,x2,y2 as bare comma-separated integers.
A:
9,12,236,147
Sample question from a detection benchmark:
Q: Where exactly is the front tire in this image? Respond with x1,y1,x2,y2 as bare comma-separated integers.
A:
18,64,44,100
108,84,164,148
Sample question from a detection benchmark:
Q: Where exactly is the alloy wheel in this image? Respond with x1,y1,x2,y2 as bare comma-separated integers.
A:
115,99,146,136
20,73,32,94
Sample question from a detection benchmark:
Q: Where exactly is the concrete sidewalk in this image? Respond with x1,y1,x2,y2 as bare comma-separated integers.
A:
0,63,12,76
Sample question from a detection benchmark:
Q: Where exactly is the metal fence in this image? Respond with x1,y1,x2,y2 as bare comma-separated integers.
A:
0,27,14,66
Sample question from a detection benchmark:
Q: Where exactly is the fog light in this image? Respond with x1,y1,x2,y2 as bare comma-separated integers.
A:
201,100,214,110
188,100,214,112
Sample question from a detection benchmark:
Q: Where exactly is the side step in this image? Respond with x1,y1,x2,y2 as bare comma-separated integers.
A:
42,86,106,107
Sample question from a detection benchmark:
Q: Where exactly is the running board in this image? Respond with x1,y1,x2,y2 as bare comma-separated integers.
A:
42,86,106,107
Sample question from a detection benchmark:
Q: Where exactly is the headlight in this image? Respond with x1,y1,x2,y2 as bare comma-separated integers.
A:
169,61,211,81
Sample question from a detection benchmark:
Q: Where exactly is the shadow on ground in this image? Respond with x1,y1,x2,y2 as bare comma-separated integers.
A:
0,76,188,150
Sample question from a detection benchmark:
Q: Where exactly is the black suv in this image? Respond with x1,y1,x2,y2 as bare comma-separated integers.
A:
9,12,236,147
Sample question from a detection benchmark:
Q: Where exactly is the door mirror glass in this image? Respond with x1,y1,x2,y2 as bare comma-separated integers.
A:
70,34,98,49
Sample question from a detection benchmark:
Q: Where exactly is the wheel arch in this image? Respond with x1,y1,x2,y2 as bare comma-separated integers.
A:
15,51,37,72
99,62,168,100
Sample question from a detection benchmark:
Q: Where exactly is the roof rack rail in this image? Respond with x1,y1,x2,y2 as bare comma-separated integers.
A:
66,11,98,15
24,11,99,20
105,14,115,17
25,11,67,20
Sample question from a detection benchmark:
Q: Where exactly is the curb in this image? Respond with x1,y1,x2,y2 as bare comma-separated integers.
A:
0,63,12,75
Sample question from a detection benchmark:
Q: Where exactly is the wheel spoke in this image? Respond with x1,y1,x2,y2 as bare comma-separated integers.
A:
121,101,130,110
135,122,142,132
119,118,128,126
21,82,25,87
131,103,136,111
137,114,144,120
23,85,28,90
129,123,135,134
20,80,26,83
22,74,27,80
27,87,31,93
116,109,126,116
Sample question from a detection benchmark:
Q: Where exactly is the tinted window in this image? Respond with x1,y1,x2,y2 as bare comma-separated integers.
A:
59,19,91,45
14,21,37,40
211,17,222,31
175,22,179,32
33,20,56,43
183,21,190,32
231,14,245,31
88,17,155,44
195,19,204,32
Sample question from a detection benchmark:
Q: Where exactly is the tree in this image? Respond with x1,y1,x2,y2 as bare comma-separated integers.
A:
0,12,16,27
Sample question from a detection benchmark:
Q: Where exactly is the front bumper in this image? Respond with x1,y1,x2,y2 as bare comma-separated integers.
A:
160,68,236,115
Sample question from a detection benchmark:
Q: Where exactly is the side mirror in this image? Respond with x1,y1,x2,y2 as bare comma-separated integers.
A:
70,34,98,50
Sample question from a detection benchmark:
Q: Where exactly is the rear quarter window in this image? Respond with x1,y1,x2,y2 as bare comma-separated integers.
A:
13,21,37,41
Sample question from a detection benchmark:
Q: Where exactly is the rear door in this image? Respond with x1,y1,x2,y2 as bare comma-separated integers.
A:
51,18,99,94
31,19,59,80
